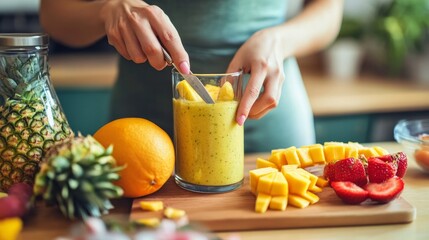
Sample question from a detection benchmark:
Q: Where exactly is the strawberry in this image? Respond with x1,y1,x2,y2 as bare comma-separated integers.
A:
323,163,336,183
331,181,369,204
364,177,404,203
378,152,408,178
367,157,397,183
332,158,368,187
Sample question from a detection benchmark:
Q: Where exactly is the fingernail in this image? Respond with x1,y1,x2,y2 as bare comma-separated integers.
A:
179,61,190,74
237,114,246,126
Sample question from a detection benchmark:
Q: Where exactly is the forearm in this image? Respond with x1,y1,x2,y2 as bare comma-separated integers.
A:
39,0,106,47
276,0,343,58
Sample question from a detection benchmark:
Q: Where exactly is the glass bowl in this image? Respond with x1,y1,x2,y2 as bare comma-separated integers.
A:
394,119,429,173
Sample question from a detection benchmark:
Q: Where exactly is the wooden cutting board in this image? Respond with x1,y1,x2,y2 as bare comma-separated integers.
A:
130,157,416,231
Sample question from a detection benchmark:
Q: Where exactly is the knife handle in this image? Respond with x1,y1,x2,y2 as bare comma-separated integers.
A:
161,47,173,66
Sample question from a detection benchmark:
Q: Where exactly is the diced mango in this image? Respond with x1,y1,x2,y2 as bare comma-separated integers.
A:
282,171,311,197
283,146,301,167
255,193,272,213
295,168,318,191
0,218,22,240
256,158,278,169
348,142,364,149
316,177,329,188
359,147,378,158
344,145,359,158
308,144,325,164
136,218,161,227
269,196,288,211
164,207,186,219
218,81,234,101
249,167,278,195
309,185,323,193
324,141,345,146
139,201,164,211
324,145,345,163
302,191,320,204
0,192,7,198
176,80,203,101
204,84,220,101
269,151,286,169
256,172,277,195
270,172,288,196
281,164,299,172
288,194,310,208
296,147,313,168
372,146,389,156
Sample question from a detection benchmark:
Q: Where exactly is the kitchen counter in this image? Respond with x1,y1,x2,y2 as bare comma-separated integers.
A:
49,54,429,116
18,142,429,240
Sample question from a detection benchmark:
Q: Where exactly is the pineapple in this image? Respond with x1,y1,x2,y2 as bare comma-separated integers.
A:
33,134,124,220
0,55,73,192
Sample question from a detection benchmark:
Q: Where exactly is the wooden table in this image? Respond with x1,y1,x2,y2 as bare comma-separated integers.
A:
19,142,429,240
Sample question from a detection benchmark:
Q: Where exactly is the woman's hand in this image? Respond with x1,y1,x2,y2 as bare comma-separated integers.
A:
99,0,190,73
227,28,286,125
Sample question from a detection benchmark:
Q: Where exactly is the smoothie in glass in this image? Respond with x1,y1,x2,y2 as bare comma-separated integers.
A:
172,71,243,193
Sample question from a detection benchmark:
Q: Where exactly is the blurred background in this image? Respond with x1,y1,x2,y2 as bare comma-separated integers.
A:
1,0,429,144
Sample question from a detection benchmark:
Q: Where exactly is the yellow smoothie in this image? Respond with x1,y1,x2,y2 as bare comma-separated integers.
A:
173,99,244,186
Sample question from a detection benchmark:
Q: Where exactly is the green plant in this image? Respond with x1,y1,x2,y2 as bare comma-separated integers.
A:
371,0,429,75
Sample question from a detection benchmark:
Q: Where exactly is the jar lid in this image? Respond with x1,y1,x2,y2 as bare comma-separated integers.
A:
0,33,49,47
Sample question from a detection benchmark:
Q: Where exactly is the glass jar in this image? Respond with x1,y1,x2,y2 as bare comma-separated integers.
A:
172,70,244,193
0,33,74,192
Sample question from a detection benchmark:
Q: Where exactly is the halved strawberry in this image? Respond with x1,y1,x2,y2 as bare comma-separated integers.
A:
333,158,368,187
331,181,369,204
378,152,408,178
364,177,404,203
367,157,397,183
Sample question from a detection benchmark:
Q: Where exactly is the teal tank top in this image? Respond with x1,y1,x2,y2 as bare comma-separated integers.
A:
111,0,315,152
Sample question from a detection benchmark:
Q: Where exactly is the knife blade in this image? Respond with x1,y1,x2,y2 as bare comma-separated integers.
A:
161,47,215,104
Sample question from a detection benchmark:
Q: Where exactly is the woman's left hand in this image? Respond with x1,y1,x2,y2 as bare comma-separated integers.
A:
227,28,286,125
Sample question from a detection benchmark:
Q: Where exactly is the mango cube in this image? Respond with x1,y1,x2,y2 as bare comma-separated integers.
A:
218,81,234,101
288,194,310,208
164,207,186,219
282,170,311,197
256,158,278,169
316,177,329,188
268,151,286,169
324,144,345,163
359,147,378,158
283,146,301,167
249,167,278,194
270,172,288,196
136,218,161,227
255,193,272,213
256,172,277,195
176,80,202,101
295,168,318,192
302,191,320,204
296,147,313,168
204,84,220,101
344,145,359,158
281,164,299,172
308,144,325,164
139,201,164,211
269,196,288,211
372,146,389,156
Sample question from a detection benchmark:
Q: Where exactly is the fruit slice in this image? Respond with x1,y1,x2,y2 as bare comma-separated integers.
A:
282,171,310,197
204,84,220,101
255,193,271,213
324,144,345,163
316,177,329,188
249,167,278,195
365,177,404,203
256,172,277,195
301,191,320,204
269,196,288,211
218,81,234,101
164,207,186,219
296,147,313,168
367,157,397,183
333,157,368,187
176,80,203,101
0,217,23,240
256,158,278,170
358,147,379,158
307,144,325,164
270,172,288,196
344,145,358,158
377,152,408,178
283,147,301,167
288,194,310,208
373,146,389,156
136,218,161,227
295,168,318,192
268,151,286,169
331,181,369,204
139,201,164,211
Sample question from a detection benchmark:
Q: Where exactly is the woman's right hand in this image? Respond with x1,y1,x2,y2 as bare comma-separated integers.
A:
99,0,190,73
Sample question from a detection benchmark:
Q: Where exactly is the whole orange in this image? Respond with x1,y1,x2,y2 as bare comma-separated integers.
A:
93,118,175,197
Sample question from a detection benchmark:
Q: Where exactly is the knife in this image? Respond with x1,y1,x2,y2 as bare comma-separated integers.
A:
161,47,215,104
